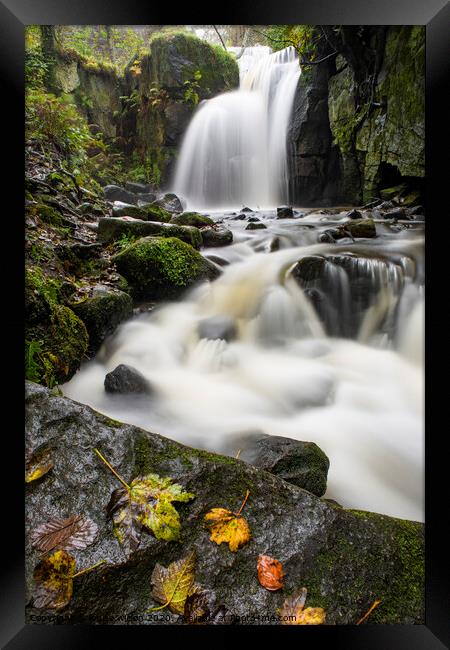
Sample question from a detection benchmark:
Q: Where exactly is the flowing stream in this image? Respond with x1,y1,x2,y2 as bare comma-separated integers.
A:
63,47,424,522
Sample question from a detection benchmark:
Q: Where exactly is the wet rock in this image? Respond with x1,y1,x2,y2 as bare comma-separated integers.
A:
198,315,237,342
247,216,260,223
385,207,406,221
135,192,157,205
124,181,153,194
97,217,202,249
318,229,339,243
25,382,424,625
204,254,230,267
104,364,152,395
71,287,133,355
277,206,294,218
245,222,267,231
346,209,362,220
104,185,137,205
201,227,233,247
232,433,329,496
406,205,424,218
170,212,214,227
230,213,247,221
291,256,327,283
379,200,395,210
336,218,376,239
114,236,220,300
241,206,253,212
112,202,149,219
151,193,184,214
270,237,281,252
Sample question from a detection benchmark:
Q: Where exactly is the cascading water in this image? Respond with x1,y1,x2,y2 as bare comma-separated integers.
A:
63,210,425,523
172,46,301,210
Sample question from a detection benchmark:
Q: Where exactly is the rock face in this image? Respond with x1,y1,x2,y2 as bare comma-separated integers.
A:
113,236,221,300
71,287,133,355
25,382,424,625
233,433,330,497
104,364,152,395
97,217,202,249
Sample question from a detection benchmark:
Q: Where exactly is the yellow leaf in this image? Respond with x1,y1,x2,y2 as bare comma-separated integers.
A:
204,503,251,552
150,551,197,615
296,607,326,625
25,447,53,483
278,588,326,625
32,550,76,610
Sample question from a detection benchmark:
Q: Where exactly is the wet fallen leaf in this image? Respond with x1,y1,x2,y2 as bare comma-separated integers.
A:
25,447,53,483
356,599,382,624
204,490,251,552
278,587,326,625
257,554,284,591
183,590,210,624
96,448,195,554
32,551,106,610
150,551,197,615
31,515,98,553
32,550,76,610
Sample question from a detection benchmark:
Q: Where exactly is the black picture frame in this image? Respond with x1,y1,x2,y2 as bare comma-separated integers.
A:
2,1,448,646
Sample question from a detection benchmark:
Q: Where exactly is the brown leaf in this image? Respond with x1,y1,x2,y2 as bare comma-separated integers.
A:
183,589,210,624
257,554,284,591
150,551,196,615
31,515,98,553
32,550,76,610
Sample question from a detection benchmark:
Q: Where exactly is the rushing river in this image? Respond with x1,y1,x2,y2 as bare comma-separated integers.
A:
63,212,424,522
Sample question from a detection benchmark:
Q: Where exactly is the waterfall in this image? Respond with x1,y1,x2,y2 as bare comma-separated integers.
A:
172,46,301,210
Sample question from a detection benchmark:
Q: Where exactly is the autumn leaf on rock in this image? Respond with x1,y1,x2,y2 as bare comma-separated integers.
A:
32,550,106,610
278,587,326,625
25,447,53,483
95,448,195,554
31,515,98,553
150,551,197,615
257,554,284,591
204,490,251,552
183,590,210,624
32,550,76,610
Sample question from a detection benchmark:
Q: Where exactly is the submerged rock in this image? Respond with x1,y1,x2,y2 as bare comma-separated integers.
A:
104,364,152,395
97,217,202,249
198,315,237,342
25,383,424,625
277,206,294,218
71,287,133,355
201,226,233,247
231,433,329,496
114,236,221,300
245,222,267,231
345,209,362,220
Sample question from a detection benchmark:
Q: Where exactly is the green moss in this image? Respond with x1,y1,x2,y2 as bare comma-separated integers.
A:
144,205,172,223
114,236,217,300
170,212,214,227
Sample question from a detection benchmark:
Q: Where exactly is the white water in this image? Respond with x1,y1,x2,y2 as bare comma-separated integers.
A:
173,46,301,210
63,213,424,523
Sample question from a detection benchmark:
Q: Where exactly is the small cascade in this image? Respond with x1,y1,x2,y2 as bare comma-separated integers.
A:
173,46,301,209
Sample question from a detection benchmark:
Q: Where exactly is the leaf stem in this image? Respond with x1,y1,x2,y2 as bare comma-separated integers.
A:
356,599,382,625
235,490,250,516
72,559,107,579
94,448,131,491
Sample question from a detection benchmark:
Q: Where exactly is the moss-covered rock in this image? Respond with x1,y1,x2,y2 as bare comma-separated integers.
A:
170,212,214,227
97,217,202,248
71,286,133,355
113,236,221,300
25,267,88,386
25,382,424,625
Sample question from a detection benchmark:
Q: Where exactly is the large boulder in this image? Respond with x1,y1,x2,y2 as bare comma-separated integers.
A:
112,202,171,223
150,193,184,214
103,185,138,205
113,236,221,300
200,226,233,247
71,286,133,355
170,212,214,227
25,383,424,625
97,217,202,249
231,433,330,497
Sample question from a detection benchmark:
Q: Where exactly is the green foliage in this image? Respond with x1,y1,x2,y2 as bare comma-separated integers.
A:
115,233,138,251
183,70,202,106
263,25,318,66
25,43,49,88
25,339,45,383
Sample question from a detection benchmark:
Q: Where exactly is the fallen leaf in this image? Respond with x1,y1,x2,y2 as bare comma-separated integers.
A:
25,447,53,483
32,550,106,610
278,588,326,625
257,554,284,591
106,473,195,554
32,550,76,610
31,515,98,553
150,551,197,615
204,491,251,552
356,599,382,624
183,590,210,624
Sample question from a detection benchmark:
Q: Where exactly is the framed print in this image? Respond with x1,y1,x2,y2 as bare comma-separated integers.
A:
1,0,448,646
